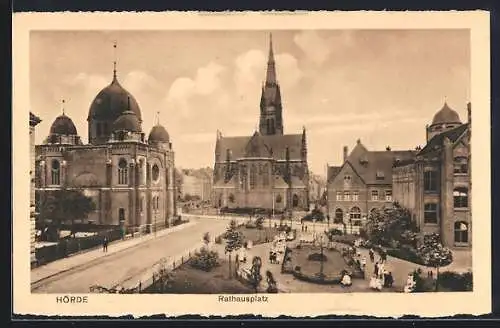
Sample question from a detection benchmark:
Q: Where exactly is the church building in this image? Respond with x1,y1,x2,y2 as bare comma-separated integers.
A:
212,35,310,213
35,50,176,234
392,102,472,249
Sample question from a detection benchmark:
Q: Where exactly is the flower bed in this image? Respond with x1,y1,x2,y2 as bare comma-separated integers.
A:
292,270,341,285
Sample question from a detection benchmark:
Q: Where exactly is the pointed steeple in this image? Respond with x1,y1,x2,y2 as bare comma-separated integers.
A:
265,33,277,85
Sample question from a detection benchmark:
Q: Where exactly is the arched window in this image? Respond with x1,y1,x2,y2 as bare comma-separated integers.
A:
349,206,361,220
262,164,269,186
454,157,468,174
453,187,468,208
139,196,144,213
119,208,125,222
156,196,160,210
454,221,468,243
152,164,160,183
292,194,299,207
118,158,128,185
334,208,343,223
51,159,60,185
275,194,282,204
249,164,257,189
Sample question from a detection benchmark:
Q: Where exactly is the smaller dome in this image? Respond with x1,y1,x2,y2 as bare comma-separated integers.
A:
432,102,462,125
50,114,78,135
148,124,170,143
112,110,141,133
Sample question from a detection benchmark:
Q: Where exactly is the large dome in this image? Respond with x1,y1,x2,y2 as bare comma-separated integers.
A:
87,77,142,122
148,124,170,143
112,110,142,133
432,102,462,125
50,114,78,135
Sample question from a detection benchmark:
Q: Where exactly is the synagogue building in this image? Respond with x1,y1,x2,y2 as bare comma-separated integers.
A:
35,56,176,233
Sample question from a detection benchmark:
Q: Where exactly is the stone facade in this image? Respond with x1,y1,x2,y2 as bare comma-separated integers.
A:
327,141,416,226
212,35,309,212
30,112,41,266
35,68,176,233
393,102,471,249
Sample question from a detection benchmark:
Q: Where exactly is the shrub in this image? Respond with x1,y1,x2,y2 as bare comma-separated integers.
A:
416,233,453,267
189,247,220,272
307,253,328,262
438,271,473,291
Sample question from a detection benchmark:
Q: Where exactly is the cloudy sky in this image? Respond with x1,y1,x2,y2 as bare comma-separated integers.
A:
30,29,470,176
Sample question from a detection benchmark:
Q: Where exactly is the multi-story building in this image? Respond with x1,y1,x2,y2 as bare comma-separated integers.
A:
327,141,416,226
35,59,176,233
393,102,471,248
30,112,42,267
212,35,309,212
181,169,213,202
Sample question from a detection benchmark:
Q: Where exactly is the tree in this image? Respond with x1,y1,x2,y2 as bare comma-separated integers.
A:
224,219,243,279
416,233,453,291
250,256,263,293
38,189,95,239
364,203,418,248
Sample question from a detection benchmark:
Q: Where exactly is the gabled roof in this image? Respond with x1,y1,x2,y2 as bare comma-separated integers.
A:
332,140,416,185
290,176,306,188
418,123,469,156
327,166,341,183
217,133,302,161
273,175,289,188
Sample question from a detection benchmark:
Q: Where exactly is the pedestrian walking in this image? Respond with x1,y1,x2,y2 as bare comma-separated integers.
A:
361,256,367,271
369,248,375,262
103,236,108,253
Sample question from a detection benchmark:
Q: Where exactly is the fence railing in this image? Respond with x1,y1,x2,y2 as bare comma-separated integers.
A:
35,228,122,266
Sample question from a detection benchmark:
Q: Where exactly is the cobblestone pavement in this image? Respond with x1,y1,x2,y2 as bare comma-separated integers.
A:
31,217,233,293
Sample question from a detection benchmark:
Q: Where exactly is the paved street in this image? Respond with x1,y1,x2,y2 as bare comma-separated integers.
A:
31,217,233,293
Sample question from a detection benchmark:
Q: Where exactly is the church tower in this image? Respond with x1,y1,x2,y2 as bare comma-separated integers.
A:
259,34,283,136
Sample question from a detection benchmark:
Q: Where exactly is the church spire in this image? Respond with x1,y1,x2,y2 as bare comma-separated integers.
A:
265,33,277,85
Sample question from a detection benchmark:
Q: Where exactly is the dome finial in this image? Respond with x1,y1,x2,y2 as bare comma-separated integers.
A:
113,41,118,80
61,98,66,115
444,95,447,104
156,111,160,125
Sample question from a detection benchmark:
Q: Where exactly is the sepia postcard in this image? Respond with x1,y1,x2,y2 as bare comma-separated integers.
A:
12,11,491,318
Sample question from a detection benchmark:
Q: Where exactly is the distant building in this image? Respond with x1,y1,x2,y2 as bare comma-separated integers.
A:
393,102,471,248
212,35,309,212
327,141,415,226
35,58,176,233
309,175,326,204
181,169,213,202
30,112,42,267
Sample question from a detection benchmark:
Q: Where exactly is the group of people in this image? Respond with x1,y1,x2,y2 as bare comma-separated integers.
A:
368,248,394,291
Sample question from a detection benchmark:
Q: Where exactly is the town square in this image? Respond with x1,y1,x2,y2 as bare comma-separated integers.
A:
28,28,473,296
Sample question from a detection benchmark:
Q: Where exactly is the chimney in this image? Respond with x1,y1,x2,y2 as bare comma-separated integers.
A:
343,146,348,162
467,102,471,124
